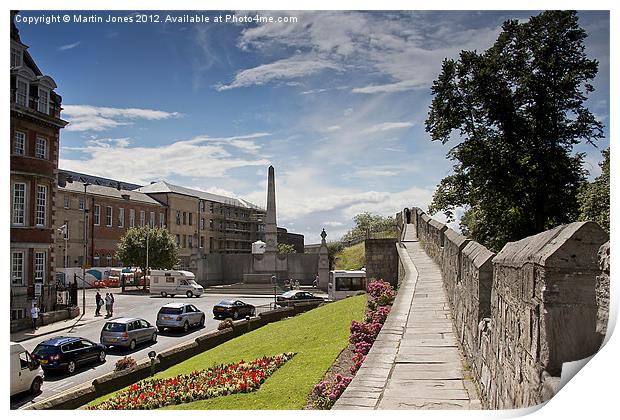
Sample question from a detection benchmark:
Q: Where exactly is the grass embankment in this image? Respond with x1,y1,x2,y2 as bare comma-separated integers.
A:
89,295,365,410
335,242,365,270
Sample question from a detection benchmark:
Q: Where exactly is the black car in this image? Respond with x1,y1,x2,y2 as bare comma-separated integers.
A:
31,336,106,374
213,300,256,319
276,290,324,307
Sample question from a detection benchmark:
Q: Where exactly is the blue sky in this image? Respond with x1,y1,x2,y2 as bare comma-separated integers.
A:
16,10,610,243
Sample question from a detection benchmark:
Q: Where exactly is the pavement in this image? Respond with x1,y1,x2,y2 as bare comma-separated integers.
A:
334,224,481,410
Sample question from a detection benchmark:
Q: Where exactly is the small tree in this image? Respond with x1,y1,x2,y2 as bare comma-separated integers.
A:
116,226,179,289
277,243,296,255
578,148,610,232
326,241,345,270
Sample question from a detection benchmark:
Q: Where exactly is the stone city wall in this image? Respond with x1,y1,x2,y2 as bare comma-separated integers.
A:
365,238,399,288
401,208,609,409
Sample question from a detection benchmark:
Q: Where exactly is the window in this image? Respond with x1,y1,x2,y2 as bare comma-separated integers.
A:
176,234,180,246
129,209,135,227
159,212,165,228
182,235,187,248
200,201,204,212
200,236,205,248
64,194,70,209
149,211,155,227
11,308,26,321
34,251,46,283
11,47,22,67
12,251,24,285
35,137,47,159
38,88,50,114
176,211,181,225
183,212,187,225
79,196,85,210
106,206,113,227
63,220,69,240
94,253,100,266
189,213,193,226
140,210,145,226
12,183,26,225
188,235,193,248
209,219,214,229
200,218,205,229
118,208,125,228
13,131,25,155
35,185,47,226
16,78,28,106
106,254,112,266
93,205,100,225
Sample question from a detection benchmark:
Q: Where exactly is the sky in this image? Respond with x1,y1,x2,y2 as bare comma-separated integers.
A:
14,10,610,243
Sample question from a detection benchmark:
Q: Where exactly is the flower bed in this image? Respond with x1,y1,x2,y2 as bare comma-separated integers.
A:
90,353,295,410
310,279,396,408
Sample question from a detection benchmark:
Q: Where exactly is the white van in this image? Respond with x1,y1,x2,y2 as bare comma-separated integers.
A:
328,270,367,301
150,270,203,298
11,342,44,396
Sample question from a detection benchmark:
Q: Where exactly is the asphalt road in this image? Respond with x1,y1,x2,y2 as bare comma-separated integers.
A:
10,289,275,409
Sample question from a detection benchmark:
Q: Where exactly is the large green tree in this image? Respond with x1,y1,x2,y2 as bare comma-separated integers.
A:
342,212,396,243
116,227,179,288
578,148,610,232
425,11,603,251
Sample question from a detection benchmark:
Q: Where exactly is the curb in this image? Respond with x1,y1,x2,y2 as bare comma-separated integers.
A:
10,315,102,343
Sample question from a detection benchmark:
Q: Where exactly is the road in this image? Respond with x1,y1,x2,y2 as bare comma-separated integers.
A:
10,289,274,409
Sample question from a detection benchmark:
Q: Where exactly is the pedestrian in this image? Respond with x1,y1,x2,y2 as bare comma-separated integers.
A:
110,293,115,317
95,291,102,316
31,304,39,330
313,275,319,288
295,279,300,289
289,278,295,290
105,293,112,317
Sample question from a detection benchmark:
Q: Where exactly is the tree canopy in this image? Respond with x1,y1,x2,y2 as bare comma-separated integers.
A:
425,11,603,251
277,243,297,255
341,212,396,243
578,148,610,232
116,226,179,273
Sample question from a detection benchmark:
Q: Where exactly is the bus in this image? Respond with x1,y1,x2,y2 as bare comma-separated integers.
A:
328,270,367,301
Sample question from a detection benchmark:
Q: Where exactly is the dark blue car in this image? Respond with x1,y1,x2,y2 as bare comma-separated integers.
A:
32,336,106,374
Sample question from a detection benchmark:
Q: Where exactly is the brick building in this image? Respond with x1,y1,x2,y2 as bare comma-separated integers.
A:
136,181,265,269
10,13,68,325
55,181,167,269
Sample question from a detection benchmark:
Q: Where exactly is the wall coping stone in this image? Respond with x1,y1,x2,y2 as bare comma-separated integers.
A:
444,228,470,249
462,241,495,269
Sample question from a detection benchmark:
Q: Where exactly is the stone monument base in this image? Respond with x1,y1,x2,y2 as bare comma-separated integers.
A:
243,273,278,284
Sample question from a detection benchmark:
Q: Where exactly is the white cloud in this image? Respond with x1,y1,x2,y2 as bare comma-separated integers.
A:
58,41,81,51
62,105,182,132
60,133,271,185
216,54,342,91
362,121,414,133
323,221,344,227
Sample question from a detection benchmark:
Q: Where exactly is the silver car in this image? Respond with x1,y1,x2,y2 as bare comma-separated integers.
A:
100,318,158,351
156,303,205,333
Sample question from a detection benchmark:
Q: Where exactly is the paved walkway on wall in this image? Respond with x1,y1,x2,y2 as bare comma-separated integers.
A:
334,224,480,410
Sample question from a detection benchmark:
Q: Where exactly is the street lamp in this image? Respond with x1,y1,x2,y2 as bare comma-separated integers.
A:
82,182,91,315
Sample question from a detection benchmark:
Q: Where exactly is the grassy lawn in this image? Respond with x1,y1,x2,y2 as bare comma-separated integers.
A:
335,242,365,270
89,294,365,410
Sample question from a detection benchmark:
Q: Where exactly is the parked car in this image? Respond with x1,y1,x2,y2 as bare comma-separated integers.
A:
100,318,157,350
31,336,106,375
213,300,256,319
156,302,205,332
276,290,324,307
11,342,44,396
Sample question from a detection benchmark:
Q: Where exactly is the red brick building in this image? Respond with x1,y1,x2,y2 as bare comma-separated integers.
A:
10,13,68,327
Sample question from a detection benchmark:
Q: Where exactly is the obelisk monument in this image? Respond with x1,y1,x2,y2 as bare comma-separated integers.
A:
264,165,278,253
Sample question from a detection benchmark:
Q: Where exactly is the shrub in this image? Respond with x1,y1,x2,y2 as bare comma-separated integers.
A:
91,353,295,410
365,306,391,324
312,374,353,409
114,356,137,372
349,320,382,345
366,280,396,311
218,318,234,330
350,353,366,374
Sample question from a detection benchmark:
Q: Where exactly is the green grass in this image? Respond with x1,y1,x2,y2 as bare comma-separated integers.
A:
335,242,365,270
89,295,365,410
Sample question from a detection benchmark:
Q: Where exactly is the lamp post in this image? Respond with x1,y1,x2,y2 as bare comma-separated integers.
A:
145,227,149,290
82,182,91,315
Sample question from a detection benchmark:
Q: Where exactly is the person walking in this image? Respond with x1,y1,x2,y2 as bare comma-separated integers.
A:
31,304,39,330
109,293,115,317
104,293,112,317
313,275,319,288
95,291,102,316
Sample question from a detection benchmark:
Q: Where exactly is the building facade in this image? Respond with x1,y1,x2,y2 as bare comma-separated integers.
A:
55,181,167,269
10,14,68,326
136,181,265,269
